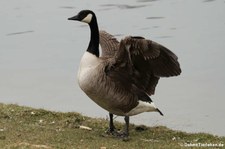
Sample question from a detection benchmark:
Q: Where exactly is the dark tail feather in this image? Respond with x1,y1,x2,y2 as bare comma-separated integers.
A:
156,108,164,116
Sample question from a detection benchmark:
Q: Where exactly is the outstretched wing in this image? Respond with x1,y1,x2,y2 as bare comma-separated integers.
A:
99,30,119,57
111,36,181,95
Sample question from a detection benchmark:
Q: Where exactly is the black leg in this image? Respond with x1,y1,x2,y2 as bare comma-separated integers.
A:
106,113,130,140
124,116,129,137
109,113,115,132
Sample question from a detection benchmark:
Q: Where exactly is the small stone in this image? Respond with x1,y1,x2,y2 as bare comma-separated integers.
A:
50,121,55,124
79,125,92,131
0,128,4,132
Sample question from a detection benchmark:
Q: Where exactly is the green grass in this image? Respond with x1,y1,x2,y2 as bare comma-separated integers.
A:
0,103,224,149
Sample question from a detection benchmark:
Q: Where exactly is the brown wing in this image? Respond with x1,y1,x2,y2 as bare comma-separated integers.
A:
112,36,181,95
99,30,119,57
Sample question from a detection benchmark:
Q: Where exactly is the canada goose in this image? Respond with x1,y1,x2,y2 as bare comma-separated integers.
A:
68,10,181,138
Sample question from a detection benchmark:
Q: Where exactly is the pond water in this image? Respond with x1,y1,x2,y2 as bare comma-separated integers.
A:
0,0,225,136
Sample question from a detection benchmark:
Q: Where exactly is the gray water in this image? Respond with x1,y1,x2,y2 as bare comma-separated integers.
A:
1,0,225,136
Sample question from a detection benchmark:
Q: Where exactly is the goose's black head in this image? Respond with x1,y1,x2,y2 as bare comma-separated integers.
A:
68,10,95,24
68,10,99,57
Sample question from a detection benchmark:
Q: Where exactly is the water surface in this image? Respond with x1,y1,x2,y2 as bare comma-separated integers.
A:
0,0,225,136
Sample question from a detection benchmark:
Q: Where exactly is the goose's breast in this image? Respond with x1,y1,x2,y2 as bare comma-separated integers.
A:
77,52,102,91
77,52,122,114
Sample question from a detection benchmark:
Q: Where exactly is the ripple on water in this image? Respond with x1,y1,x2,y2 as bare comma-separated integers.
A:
146,17,165,20
203,0,216,2
100,4,146,10
137,0,159,3
6,31,34,36
59,6,76,9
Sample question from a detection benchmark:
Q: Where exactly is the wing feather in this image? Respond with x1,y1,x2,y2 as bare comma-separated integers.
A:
99,30,119,57
110,36,181,95
125,36,181,77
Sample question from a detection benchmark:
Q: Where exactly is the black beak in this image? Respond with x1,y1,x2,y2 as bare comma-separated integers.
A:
68,15,79,21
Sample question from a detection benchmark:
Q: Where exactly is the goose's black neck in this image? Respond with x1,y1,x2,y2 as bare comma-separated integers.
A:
87,15,99,57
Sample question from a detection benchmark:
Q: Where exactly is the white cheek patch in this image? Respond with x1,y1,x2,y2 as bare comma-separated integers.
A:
81,14,93,23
